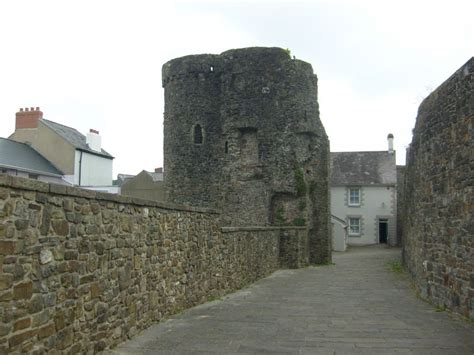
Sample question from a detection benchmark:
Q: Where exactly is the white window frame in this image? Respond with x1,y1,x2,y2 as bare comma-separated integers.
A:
348,217,361,236
348,188,361,206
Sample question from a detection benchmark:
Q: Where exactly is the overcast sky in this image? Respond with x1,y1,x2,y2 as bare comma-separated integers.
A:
0,0,472,176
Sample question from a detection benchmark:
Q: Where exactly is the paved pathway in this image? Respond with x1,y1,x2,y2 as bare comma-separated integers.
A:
112,246,474,354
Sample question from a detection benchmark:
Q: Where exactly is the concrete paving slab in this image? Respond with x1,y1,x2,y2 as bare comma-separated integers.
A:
111,246,474,354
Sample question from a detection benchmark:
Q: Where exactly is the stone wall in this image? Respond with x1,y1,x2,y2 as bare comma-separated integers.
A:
402,57,473,318
396,166,405,247
0,175,310,353
162,47,331,264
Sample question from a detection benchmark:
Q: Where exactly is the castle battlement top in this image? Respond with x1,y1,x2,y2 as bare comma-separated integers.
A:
162,47,315,87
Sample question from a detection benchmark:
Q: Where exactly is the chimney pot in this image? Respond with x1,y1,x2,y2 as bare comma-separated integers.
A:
387,133,394,153
15,106,43,129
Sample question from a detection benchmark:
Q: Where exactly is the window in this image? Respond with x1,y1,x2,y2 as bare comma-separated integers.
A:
348,188,360,206
348,218,361,236
193,124,203,144
224,141,229,154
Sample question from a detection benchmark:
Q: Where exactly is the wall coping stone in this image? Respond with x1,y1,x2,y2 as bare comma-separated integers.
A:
0,174,219,214
221,226,307,233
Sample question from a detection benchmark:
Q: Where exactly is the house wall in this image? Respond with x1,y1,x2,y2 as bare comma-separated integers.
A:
402,58,473,319
331,185,396,246
74,150,113,186
121,172,165,202
10,122,76,175
331,219,347,252
0,174,308,353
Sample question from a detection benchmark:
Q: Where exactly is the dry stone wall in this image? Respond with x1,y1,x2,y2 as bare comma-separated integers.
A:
402,57,473,319
0,175,308,353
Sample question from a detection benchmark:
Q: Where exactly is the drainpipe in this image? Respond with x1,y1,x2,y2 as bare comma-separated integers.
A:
78,151,83,186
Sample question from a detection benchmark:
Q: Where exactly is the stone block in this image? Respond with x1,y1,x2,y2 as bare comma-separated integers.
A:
56,326,73,350
13,281,33,300
0,240,16,255
0,322,11,336
13,317,32,331
9,329,37,347
37,323,56,339
28,294,44,313
90,282,100,299
0,274,13,290
51,220,69,236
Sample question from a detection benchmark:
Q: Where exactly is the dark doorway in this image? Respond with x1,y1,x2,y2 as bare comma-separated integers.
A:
379,220,388,244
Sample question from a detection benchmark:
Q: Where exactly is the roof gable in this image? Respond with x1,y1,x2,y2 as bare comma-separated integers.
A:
330,151,396,186
0,138,63,176
40,119,113,159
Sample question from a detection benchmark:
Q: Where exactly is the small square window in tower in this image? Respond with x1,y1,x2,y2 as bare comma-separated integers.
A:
239,128,258,166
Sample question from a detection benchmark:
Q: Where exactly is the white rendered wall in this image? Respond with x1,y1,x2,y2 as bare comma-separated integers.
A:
331,221,347,251
74,151,113,186
331,185,396,245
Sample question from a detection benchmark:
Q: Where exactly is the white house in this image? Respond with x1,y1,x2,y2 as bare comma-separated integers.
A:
9,107,115,192
330,134,397,248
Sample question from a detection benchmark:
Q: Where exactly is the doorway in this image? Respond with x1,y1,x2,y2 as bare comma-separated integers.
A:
379,219,388,244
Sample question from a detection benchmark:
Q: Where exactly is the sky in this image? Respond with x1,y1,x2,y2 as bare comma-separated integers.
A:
0,0,472,176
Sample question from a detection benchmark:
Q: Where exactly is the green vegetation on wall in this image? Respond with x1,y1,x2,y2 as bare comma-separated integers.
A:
294,168,307,197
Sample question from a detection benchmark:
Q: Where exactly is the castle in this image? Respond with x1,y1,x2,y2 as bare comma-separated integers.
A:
162,47,331,264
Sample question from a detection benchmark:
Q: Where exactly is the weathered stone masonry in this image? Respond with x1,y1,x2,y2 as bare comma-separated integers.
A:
402,57,473,318
0,175,308,353
163,47,331,264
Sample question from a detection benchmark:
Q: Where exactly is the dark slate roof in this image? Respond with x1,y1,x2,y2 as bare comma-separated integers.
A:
330,151,396,186
41,119,114,159
0,138,63,176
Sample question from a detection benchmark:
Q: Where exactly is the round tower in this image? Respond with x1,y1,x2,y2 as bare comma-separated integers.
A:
163,47,330,263
162,53,224,207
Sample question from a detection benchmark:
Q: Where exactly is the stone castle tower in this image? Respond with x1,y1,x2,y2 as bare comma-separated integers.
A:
162,47,330,263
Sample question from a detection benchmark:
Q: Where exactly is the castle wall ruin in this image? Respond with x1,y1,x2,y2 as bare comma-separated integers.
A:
162,47,331,264
402,57,473,318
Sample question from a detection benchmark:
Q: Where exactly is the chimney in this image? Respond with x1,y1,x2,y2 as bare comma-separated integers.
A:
86,129,102,152
387,133,394,154
155,167,163,173
15,107,43,129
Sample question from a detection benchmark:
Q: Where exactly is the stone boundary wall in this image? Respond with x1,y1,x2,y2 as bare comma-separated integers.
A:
402,57,473,319
0,175,294,353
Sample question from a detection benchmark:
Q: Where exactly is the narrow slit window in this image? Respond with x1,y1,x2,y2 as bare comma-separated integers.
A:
225,141,229,154
194,124,203,144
